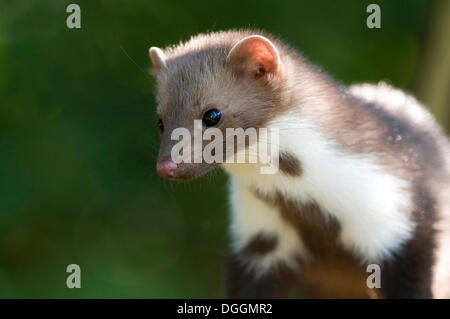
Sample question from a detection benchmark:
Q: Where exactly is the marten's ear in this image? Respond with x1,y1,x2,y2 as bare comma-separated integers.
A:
149,47,167,75
226,35,282,80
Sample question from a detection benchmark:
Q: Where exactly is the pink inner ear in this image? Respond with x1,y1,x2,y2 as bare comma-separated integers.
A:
228,37,281,78
245,41,278,74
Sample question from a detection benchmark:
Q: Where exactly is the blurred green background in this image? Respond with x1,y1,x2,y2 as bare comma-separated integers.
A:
0,0,449,298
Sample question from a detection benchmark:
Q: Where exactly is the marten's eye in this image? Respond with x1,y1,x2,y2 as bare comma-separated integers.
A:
202,109,222,127
157,118,164,133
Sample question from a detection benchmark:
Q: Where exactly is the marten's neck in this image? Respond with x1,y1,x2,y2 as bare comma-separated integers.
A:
222,107,415,263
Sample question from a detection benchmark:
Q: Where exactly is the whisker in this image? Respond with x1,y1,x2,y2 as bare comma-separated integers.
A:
119,44,153,84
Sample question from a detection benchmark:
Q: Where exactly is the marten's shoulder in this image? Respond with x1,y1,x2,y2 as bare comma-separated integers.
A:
349,82,450,177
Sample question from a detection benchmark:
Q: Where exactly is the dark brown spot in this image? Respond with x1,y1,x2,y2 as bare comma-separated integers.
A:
252,189,383,298
278,151,302,176
227,252,298,298
243,233,278,257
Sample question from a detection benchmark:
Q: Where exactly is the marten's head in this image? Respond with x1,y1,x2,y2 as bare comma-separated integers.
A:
149,31,286,181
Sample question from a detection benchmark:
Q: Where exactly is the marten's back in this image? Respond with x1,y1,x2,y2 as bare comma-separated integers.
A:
350,83,450,298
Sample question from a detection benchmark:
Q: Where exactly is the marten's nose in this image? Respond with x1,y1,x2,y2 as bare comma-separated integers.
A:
156,159,178,179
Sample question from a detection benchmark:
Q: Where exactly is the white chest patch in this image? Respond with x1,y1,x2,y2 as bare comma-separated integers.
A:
223,113,415,264
228,178,308,274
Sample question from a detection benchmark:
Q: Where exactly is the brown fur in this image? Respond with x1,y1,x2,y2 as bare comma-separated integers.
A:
253,189,382,298
243,233,278,257
151,29,450,298
278,151,302,176
227,252,299,298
